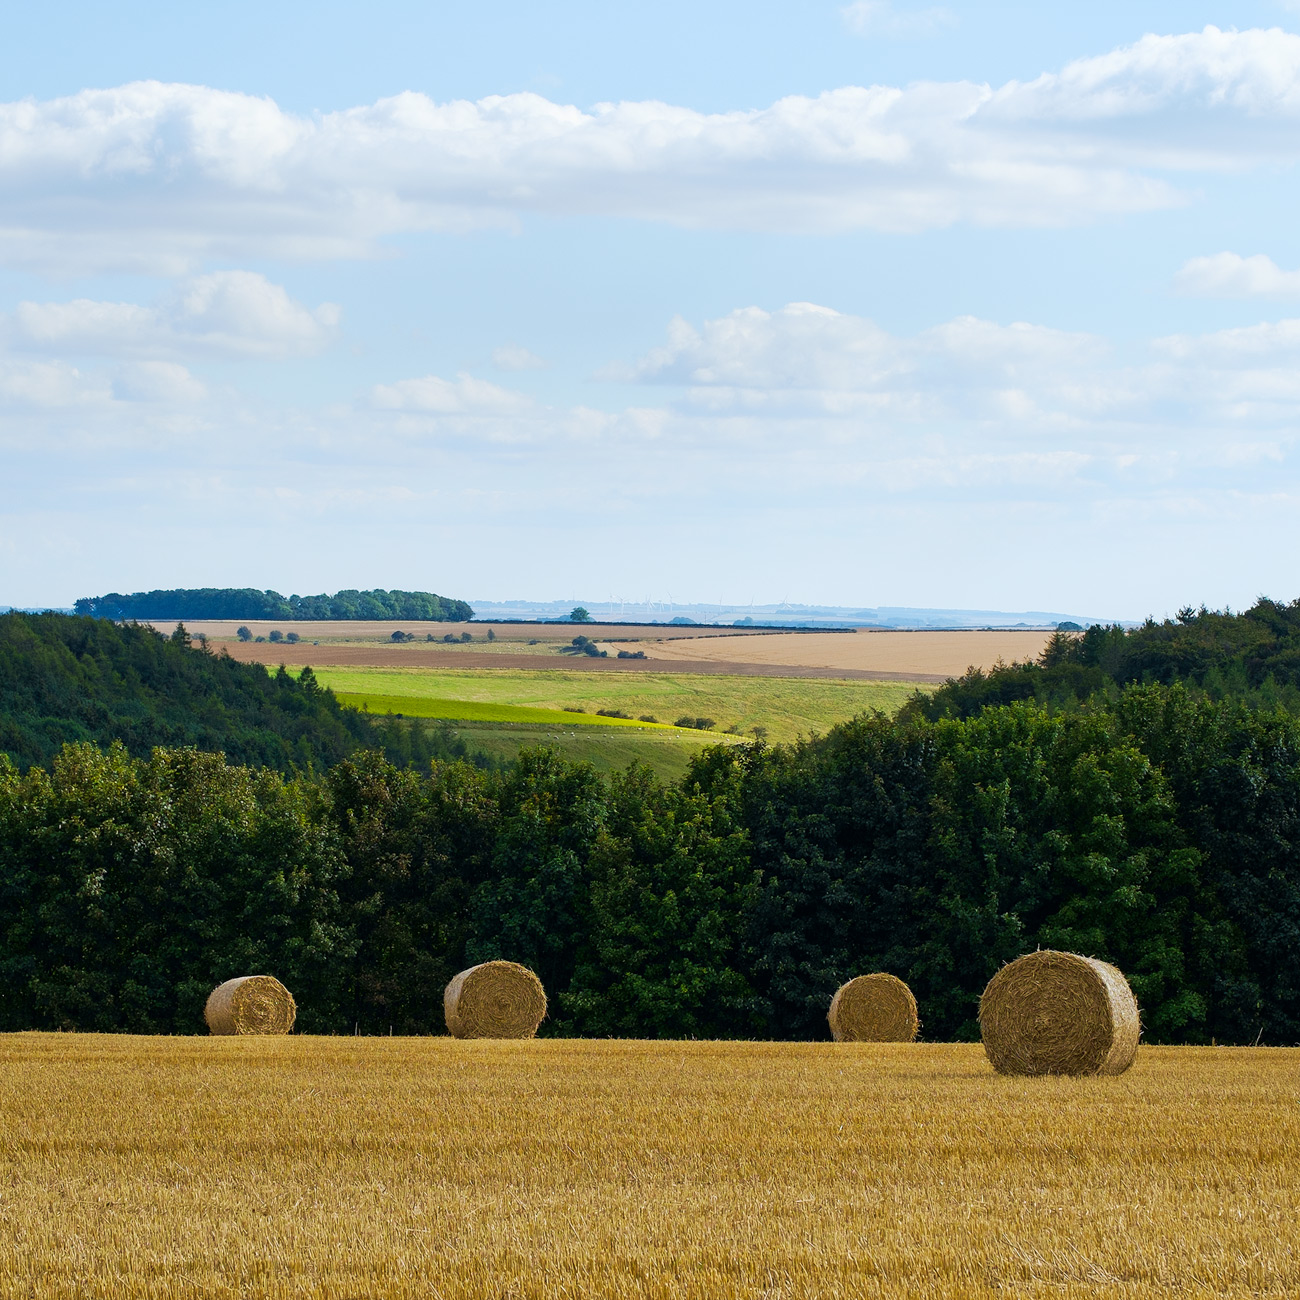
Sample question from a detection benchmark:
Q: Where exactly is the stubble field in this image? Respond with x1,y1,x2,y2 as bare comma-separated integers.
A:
189,623,1051,683
1,1035,1296,1299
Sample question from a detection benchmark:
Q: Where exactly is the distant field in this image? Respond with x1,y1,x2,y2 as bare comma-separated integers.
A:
433,721,732,780
644,627,1056,675
191,623,1052,682
309,666,922,744
5,1035,1296,1299
337,692,681,730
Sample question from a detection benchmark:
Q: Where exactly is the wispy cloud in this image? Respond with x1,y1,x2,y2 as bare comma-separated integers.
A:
619,300,1300,430
491,344,547,371
841,1,956,38
1174,252,1300,298
370,372,534,415
111,361,208,404
4,272,339,358
7,301,1300,612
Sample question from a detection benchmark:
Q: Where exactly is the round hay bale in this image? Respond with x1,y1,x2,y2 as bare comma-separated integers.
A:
979,950,1140,1076
444,961,547,1039
204,975,297,1035
827,972,919,1042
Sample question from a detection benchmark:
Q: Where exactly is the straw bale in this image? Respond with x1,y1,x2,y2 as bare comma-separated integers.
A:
979,950,1140,1076
444,961,548,1039
204,976,297,1035
827,972,919,1042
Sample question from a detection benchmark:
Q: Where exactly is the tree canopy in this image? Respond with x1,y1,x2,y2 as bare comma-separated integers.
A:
905,597,1300,722
2,685,1297,1043
0,612,484,774
74,587,474,622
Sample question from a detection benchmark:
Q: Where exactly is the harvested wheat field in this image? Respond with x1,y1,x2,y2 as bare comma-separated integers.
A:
643,628,1055,678
189,624,1052,683
1,1037,1297,1299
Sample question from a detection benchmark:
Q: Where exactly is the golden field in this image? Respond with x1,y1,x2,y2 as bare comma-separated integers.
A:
180,623,1052,683
1,1037,1297,1299
640,628,1055,677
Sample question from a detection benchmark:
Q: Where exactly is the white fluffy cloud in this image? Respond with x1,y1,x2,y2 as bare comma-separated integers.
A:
3,272,339,358
0,355,208,412
619,300,1300,433
1174,252,1300,298
3,28,1300,269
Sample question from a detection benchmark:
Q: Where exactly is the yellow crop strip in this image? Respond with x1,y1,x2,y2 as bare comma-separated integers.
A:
1,1035,1297,1298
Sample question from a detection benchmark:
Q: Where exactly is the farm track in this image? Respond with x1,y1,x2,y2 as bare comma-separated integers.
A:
0,1036,1296,1299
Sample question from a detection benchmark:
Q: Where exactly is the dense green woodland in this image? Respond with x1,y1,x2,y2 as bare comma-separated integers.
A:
2,602,1298,1043
74,587,473,622
0,612,474,773
909,597,1300,720
1,687,1297,1043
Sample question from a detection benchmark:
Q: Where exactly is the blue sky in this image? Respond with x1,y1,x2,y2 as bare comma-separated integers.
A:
3,1,1300,618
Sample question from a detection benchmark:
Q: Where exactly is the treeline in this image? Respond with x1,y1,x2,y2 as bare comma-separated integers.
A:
74,588,474,622
0,612,485,774
3,685,1296,1043
910,597,1300,721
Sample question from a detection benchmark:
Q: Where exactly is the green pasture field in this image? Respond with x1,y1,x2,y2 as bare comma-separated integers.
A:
335,693,681,730
306,666,923,744
432,721,733,781
337,691,729,779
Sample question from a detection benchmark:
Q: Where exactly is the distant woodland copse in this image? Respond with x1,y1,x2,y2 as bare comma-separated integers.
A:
73,587,474,622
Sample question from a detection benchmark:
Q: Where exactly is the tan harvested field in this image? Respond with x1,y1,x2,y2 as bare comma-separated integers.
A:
182,624,1051,683
644,628,1055,677
1,1035,1297,1299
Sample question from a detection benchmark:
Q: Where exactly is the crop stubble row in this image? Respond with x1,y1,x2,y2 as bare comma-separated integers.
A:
0,1036,1296,1299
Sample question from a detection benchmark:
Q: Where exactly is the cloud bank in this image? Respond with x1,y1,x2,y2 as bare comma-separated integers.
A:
5,297,1300,614
3,27,1300,270
618,301,1300,434
3,272,339,358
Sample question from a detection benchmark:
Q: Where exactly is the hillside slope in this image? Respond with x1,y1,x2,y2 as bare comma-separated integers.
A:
907,597,1300,720
0,612,373,771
